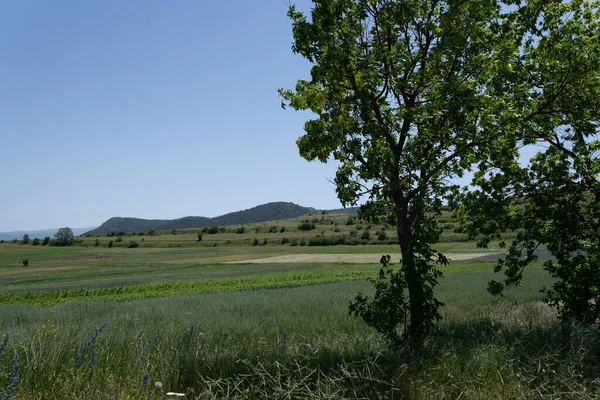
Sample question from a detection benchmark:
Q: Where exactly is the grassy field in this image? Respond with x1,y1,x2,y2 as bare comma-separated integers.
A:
0,214,598,399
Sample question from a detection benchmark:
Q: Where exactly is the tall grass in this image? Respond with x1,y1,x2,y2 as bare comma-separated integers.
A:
0,270,598,398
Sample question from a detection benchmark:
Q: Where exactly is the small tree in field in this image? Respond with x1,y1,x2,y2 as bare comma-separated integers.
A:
53,227,74,246
22,234,30,244
280,0,600,345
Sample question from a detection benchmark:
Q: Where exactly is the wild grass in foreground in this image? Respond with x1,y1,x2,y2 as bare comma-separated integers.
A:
0,271,599,399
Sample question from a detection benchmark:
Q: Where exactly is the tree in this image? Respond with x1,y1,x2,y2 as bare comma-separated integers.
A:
458,1,600,324
53,227,74,246
22,234,30,244
280,0,600,344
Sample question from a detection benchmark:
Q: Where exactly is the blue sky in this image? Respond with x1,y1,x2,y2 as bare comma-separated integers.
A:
1,0,345,231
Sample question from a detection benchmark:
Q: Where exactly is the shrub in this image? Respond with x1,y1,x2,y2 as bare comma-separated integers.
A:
297,221,316,231
443,223,454,230
345,216,355,225
361,230,371,241
281,237,290,245
42,237,50,246
207,226,219,234
108,240,113,248
453,226,464,233
366,224,372,230
22,258,29,267
115,236,123,243
128,241,139,248
149,230,157,236
350,230,358,237
171,229,177,235
94,239,101,247
356,225,363,231
378,231,387,241
22,234,30,244
236,226,245,234
116,231,125,236
253,238,259,246
280,226,286,233
197,233,203,242
213,242,218,247
290,239,298,246
0,240,4,243
32,238,40,246
300,239,306,246
262,238,268,246
268,226,278,233
53,227,74,246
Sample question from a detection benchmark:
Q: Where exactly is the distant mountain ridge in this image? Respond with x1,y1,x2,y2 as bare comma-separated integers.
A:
84,202,358,235
0,227,95,241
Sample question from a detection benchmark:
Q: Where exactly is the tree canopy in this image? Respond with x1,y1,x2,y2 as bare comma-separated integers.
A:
281,0,600,344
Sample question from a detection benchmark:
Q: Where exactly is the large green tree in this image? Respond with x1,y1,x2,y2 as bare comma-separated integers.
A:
280,0,600,344
459,0,600,323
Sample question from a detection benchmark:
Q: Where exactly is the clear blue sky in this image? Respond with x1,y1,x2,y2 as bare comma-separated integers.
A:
1,0,345,231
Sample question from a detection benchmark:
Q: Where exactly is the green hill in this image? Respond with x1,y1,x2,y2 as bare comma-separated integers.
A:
84,202,357,235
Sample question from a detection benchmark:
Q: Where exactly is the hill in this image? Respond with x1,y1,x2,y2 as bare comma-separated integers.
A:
84,202,358,235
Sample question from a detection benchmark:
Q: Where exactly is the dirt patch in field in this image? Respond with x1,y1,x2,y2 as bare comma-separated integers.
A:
226,252,501,264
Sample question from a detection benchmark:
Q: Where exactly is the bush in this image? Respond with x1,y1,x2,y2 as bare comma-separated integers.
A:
42,237,50,246
115,236,123,243
290,239,298,246
171,229,177,235
236,226,245,234
22,234,30,244
345,216,355,225
32,238,40,246
350,230,358,237
280,226,286,233
281,237,290,245
361,230,371,241
443,223,454,230
300,239,306,246
253,238,259,246
262,238,268,246
268,226,278,233
297,221,316,231
128,241,139,248
197,233,203,242
53,227,74,246
378,231,387,241
366,224,372,230
453,226,464,233
207,226,219,234
94,239,101,247
22,258,29,267
108,240,113,248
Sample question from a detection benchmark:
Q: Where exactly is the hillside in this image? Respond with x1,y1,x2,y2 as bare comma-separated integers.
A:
84,202,357,235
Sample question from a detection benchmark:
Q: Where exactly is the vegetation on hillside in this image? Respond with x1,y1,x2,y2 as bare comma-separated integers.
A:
84,202,358,235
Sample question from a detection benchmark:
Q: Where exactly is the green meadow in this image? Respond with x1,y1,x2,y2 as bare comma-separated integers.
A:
0,213,598,399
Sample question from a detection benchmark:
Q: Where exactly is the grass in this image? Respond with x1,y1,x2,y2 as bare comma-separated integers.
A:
0,226,596,399
0,271,598,398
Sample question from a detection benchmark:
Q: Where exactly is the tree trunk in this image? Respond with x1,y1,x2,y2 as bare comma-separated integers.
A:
397,212,426,345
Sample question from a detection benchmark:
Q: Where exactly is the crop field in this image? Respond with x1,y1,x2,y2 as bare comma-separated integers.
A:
0,213,598,399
